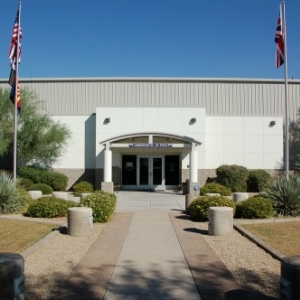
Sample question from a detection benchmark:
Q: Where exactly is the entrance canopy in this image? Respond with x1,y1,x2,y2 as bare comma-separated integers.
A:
99,132,202,148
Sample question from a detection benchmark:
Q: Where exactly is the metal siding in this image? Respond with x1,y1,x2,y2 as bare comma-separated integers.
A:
1,78,299,119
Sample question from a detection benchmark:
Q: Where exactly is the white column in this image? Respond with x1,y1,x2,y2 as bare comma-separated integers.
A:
189,143,198,182
104,143,112,182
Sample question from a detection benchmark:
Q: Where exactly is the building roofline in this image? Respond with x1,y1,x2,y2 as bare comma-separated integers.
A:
0,77,300,84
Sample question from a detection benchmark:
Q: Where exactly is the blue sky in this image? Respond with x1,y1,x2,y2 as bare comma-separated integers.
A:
0,0,300,79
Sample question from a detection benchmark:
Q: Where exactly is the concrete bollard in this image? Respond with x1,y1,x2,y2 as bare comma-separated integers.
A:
80,193,92,201
0,253,25,300
205,193,220,197
232,192,249,203
68,207,93,237
28,190,42,199
52,191,70,200
208,207,233,236
280,255,300,300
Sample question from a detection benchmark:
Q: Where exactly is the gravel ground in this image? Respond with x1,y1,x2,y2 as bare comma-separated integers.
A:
24,223,106,299
194,221,281,300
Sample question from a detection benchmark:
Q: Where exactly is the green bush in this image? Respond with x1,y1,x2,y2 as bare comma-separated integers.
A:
48,172,68,191
18,166,68,191
247,170,271,192
188,196,236,222
260,174,300,216
73,181,94,196
235,196,274,219
216,165,249,192
200,183,231,196
18,177,34,191
28,183,53,195
27,196,79,218
81,191,116,223
0,172,24,214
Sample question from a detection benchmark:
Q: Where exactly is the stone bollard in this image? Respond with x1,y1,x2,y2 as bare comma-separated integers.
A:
232,192,249,203
80,193,92,201
0,253,25,300
52,191,70,200
280,255,300,300
208,207,233,236
28,190,42,199
68,207,93,237
205,193,220,197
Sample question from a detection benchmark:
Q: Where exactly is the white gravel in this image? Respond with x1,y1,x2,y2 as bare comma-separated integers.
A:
194,221,281,299
24,223,106,299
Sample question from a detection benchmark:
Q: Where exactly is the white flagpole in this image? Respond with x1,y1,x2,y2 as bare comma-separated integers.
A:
13,0,22,185
281,1,289,180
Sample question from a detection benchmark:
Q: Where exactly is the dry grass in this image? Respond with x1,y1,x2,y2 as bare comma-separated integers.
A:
0,219,58,253
243,221,300,256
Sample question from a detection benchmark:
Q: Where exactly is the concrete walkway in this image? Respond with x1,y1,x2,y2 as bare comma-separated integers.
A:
61,191,247,300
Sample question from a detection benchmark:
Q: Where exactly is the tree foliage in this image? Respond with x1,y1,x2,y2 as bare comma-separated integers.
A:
0,87,71,167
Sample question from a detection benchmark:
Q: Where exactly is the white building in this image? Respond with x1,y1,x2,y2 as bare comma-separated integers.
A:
1,77,300,193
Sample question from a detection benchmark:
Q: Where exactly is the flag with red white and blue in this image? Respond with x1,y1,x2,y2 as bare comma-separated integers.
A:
275,6,284,68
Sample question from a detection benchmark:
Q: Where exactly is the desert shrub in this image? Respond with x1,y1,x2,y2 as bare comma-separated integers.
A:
18,177,34,191
0,172,24,214
27,196,79,218
200,183,231,196
260,174,300,216
216,165,249,192
28,183,53,195
81,190,116,223
47,172,68,191
73,181,94,196
247,170,271,192
188,196,236,222
235,196,274,219
18,166,68,191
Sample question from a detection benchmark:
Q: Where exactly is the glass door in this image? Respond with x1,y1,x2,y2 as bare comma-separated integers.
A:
138,156,164,190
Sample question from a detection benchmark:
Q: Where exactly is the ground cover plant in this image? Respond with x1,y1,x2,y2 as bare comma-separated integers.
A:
242,222,300,256
28,183,53,195
0,219,56,253
73,181,94,196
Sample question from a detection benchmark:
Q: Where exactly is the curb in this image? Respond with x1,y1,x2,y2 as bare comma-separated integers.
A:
233,222,285,261
20,223,67,258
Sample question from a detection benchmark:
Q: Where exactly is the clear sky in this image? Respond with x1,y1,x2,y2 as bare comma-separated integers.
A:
0,0,300,80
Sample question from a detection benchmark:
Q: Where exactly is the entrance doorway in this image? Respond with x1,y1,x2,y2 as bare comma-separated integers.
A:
121,155,180,191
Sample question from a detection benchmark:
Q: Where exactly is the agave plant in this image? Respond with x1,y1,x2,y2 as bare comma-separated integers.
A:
0,172,23,214
260,174,300,216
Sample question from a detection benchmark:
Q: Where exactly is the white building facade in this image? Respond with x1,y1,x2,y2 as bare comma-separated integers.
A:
1,77,299,193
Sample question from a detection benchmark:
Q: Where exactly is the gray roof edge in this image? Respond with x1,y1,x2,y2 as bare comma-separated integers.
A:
1,77,300,84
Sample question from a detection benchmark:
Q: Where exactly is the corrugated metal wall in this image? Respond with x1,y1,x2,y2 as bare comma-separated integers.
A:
0,78,299,119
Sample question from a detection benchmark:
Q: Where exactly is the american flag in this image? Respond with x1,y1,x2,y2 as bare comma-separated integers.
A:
8,9,22,68
275,7,284,68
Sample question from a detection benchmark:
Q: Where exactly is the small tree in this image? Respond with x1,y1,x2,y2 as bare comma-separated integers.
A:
0,87,71,167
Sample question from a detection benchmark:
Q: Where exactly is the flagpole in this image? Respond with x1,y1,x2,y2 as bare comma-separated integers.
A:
282,1,289,180
13,0,22,185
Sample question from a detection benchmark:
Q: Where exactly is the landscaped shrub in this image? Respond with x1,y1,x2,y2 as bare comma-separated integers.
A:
81,191,116,223
73,181,94,196
216,165,249,192
0,172,23,214
18,166,68,191
200,183,231,196
260,174,300,216
188,196,236,222
235,196,274,219
247,170,271,192
28,183,53,195
47,172,68,191
27,197,79,218
18,177,34,191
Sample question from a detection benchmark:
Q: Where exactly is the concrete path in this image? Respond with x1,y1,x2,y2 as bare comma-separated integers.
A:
60,191,247,300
